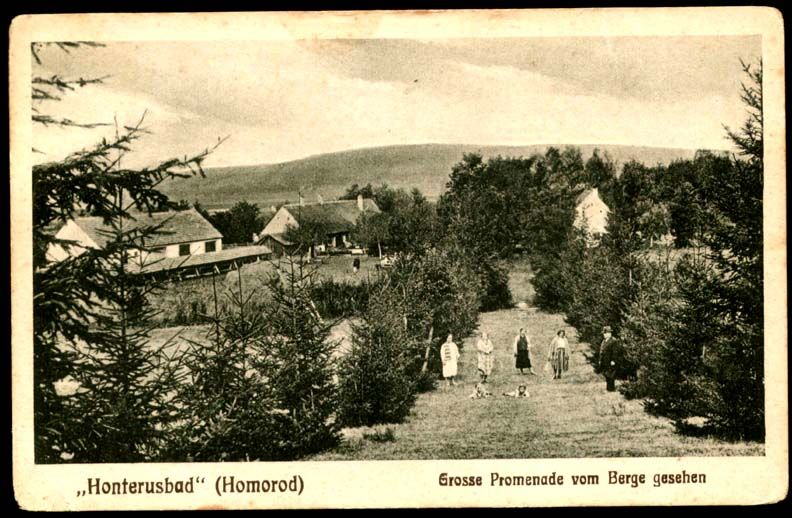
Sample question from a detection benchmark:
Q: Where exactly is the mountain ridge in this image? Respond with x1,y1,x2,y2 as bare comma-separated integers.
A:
159,143,717,210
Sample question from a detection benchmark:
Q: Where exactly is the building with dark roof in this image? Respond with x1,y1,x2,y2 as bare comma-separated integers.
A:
257,194,380,255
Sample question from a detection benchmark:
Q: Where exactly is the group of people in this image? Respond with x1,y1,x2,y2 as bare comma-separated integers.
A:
439,325,621,393
437,327,572,391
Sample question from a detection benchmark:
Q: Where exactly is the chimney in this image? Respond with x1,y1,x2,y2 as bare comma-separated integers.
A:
357,193,364,211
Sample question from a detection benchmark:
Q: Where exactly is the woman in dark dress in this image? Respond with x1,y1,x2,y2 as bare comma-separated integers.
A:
513,328,535,375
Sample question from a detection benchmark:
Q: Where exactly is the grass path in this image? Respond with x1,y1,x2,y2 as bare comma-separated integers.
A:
309,263,763,460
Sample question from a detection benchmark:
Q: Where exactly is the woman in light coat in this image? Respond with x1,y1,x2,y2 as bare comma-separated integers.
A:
476,331,495,383
440,334,460,387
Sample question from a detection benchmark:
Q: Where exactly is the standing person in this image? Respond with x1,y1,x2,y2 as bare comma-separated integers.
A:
598,326,619,392
476,331,495,383
440,334,460,387
352,257,360,273
548,329,569,379
513,328,535,375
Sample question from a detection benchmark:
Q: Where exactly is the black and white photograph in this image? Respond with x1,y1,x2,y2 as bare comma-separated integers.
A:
10,8,787,510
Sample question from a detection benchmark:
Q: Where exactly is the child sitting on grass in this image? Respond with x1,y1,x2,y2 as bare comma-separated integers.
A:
469,383,492,399
502,385,530,398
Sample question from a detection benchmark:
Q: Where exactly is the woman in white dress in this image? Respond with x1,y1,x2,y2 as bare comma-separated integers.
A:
440,334,460,387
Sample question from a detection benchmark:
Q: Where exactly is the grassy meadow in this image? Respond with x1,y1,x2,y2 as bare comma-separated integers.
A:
308,307,763,460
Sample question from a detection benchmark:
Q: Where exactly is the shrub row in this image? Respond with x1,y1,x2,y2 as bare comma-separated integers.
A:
310,278,377,319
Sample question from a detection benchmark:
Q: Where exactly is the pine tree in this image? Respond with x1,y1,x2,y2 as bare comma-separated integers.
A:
336,287,424,427
686,59,764,439
32,42,220,462
58,191,190,462
253,258,340,458
167,271,280,461
621,60,765,439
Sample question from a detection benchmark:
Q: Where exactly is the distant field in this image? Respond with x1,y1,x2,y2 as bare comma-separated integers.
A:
159,143,706,209
148,254,384,326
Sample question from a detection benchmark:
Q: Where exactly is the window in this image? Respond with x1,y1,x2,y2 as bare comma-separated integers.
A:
205,240,217,253
179,244,191,256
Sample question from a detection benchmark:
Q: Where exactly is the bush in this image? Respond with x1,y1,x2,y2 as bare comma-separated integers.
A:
531,233,586,313
336,289,424,427
149,278,223,327
310,278,377,319
363,427,396,443
475,259,513,312
619,254,682,403
533,232,633,369
388,248,482,374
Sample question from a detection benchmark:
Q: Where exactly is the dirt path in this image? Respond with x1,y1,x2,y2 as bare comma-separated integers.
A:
311,304,763,460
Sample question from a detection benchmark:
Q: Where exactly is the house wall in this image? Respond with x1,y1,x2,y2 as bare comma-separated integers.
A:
47,220,100,262
49,219,224,263
262,207,299,236
330,233,351,248
160,239,222,258
575,191,610,235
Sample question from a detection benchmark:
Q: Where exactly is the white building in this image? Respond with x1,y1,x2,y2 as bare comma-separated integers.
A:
47,208,224,263
574,187,610,238
47,208,275,280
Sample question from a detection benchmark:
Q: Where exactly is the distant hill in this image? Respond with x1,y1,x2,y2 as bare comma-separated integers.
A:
159,143,707,210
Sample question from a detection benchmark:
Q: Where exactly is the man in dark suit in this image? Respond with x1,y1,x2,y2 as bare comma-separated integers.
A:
598,326,619,392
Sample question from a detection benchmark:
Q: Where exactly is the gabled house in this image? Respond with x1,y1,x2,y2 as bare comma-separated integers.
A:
258,194,380,256
574,187,610,238
47,208,224,262
47,208,271,280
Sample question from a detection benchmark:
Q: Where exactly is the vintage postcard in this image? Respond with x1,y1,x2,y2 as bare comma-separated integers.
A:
10,8,787,510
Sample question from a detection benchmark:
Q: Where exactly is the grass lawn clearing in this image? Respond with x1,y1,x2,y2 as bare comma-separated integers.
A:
308,257,764,460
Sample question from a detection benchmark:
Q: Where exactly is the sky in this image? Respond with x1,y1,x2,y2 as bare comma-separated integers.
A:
32,36,761,168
